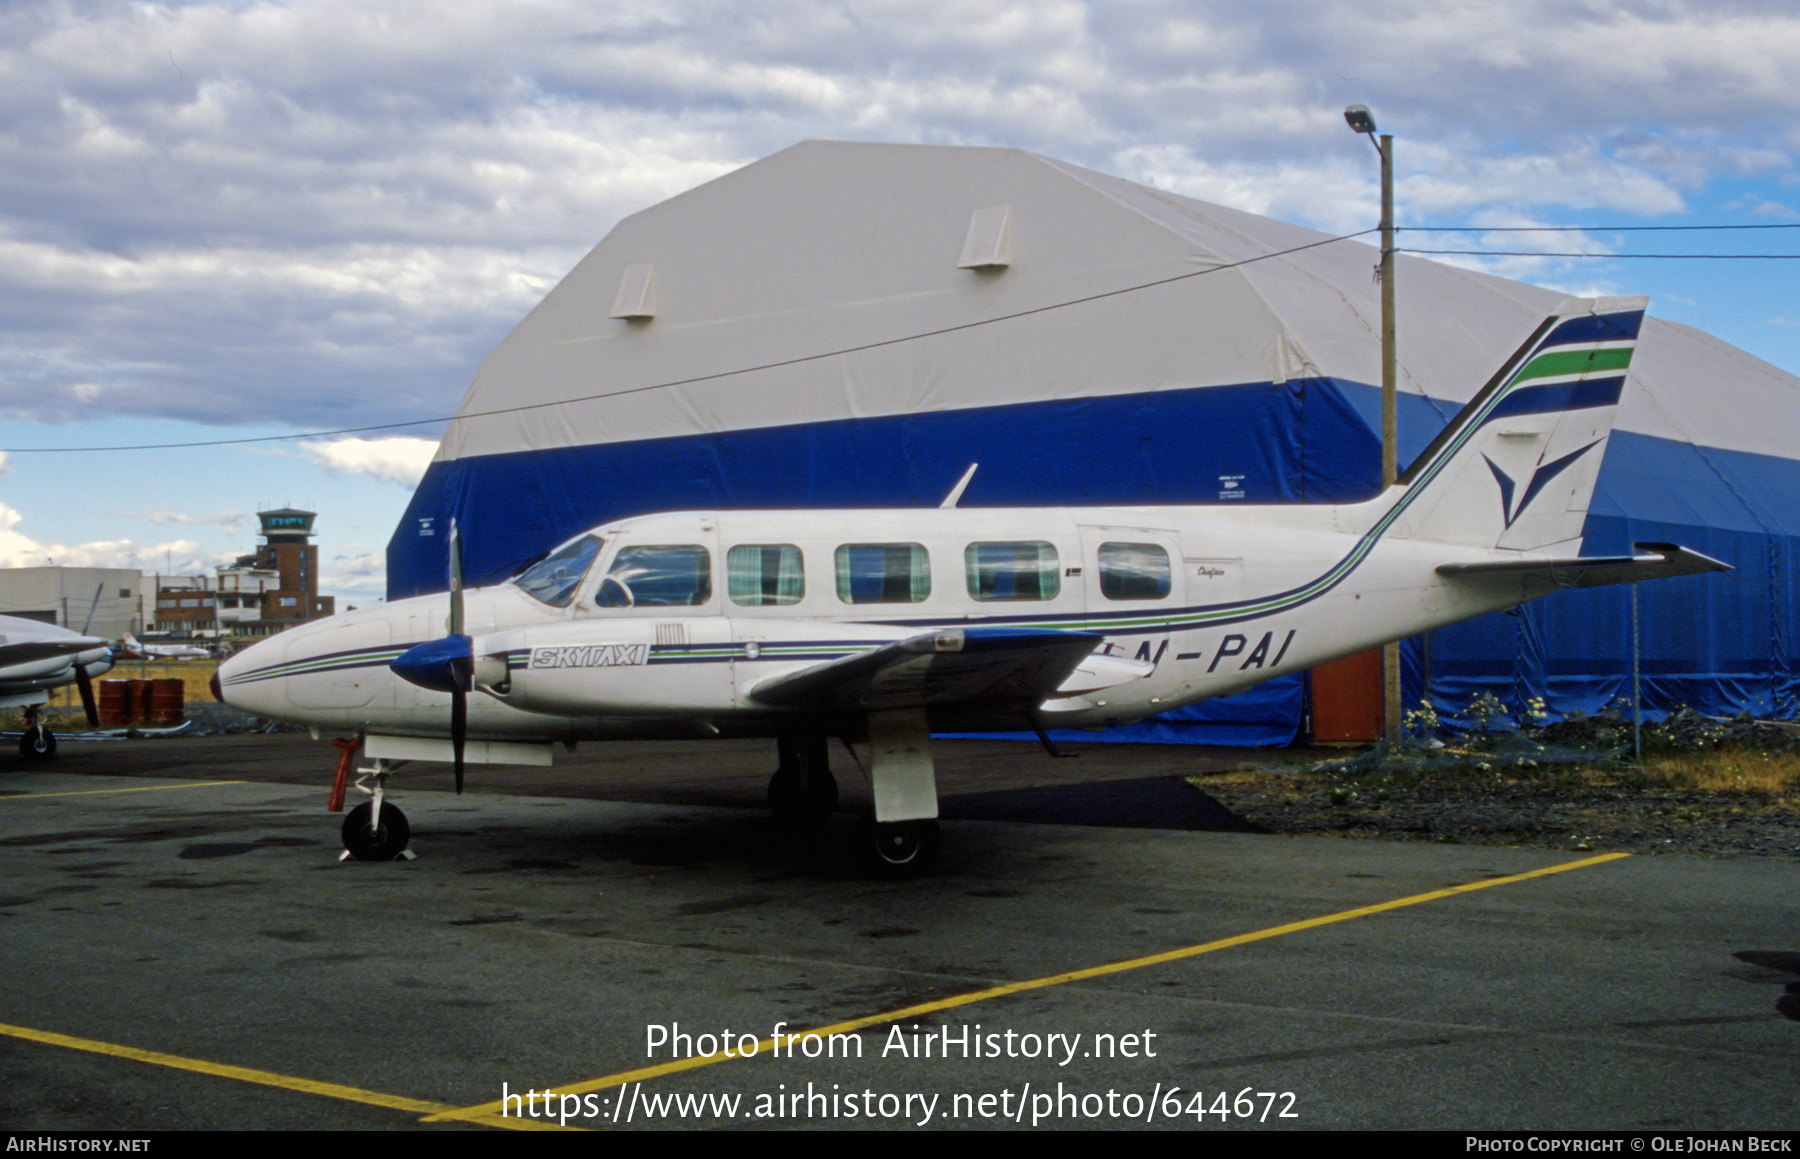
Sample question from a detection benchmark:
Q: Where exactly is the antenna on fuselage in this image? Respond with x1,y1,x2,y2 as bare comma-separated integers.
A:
939,463,979,509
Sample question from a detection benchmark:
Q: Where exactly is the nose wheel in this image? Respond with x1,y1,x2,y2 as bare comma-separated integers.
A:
341,801,411,861
18,725,55,760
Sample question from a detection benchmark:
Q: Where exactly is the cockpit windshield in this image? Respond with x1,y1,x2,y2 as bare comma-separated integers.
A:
512,534,602,607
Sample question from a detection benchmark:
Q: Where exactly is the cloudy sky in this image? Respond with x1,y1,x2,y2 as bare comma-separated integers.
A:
2,0,1797,610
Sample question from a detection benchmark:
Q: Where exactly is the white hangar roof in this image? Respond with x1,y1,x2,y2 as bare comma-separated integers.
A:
436,139,1799,471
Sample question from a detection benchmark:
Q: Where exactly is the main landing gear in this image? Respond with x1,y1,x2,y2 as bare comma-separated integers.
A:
768,733,838,824
770,715,944,878
858,709,942,878
860,817,940,876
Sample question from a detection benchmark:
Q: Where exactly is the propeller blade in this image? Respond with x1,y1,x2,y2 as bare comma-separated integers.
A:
386,637,472,795
449,518,467,794
75,663,98,729
449,518,465,638
378,517,476,792
451,679,467,795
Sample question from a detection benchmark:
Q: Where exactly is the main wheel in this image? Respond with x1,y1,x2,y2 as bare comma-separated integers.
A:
341,801,411,861
18,727,55,759
861,818,939,878
769,766,838,824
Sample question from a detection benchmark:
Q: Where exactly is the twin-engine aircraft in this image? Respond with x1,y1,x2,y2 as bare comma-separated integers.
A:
0,614,113,757
119,631,213,660
218,296,1726,873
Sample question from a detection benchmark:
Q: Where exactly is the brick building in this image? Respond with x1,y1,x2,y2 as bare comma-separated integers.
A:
151,509,336,647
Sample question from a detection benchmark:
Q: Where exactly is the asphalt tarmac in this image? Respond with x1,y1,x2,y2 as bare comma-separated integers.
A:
0,730,1795,1133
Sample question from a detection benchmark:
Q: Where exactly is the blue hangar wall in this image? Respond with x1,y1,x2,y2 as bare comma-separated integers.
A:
389,377,1786,744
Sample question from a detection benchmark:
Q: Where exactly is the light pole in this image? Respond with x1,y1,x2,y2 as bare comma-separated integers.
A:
1345,104,1403,746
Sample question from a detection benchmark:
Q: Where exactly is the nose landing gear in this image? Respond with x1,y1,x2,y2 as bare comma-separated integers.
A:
338,755,413,861
17,706,55,760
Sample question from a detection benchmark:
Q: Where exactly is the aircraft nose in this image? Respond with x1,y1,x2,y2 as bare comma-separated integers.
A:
214,634,290,718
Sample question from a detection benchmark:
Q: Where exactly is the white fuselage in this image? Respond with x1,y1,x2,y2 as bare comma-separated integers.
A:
219,295,1683,762
218,498,1540,748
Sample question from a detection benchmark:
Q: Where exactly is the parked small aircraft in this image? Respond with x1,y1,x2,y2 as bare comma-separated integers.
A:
120,631,213,660
218,295,1726,872
0,614,113,757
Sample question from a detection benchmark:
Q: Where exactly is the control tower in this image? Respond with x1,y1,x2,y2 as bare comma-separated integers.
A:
240,508,335,623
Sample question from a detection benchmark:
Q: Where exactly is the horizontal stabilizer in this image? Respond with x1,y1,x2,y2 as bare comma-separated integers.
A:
1437,543,1731,590
745,626,1104,712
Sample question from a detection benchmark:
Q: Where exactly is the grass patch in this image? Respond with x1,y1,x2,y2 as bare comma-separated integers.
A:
1635,747,1800,795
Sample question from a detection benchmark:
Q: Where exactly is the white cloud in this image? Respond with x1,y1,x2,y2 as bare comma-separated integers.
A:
137,509,253,535
0,498,220,572
300,436,438,485
0,0,1794,443
321,550,389,607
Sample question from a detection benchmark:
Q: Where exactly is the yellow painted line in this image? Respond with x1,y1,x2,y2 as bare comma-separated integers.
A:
429,850,1631,1124
1,781,246,799
0,1020,572,1131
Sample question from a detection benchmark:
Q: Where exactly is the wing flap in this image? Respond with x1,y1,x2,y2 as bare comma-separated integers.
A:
745,626,1106,712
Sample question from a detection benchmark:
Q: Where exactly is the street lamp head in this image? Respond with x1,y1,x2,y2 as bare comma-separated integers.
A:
1344,104,1377,135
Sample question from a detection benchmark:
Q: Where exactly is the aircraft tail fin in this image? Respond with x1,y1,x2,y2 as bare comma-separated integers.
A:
1388,295,1646,552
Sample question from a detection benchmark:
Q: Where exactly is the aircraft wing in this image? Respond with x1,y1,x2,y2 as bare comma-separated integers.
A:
1437,543,1731,590
743,626,1110,712
0,634,112,684
0,636,111,667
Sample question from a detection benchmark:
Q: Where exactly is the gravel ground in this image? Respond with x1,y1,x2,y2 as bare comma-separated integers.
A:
1196,739,1800,861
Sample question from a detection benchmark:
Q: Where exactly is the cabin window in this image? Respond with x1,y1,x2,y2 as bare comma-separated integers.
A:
965,541,1060,601
598,545,712,607
727,544,804,606
1098,542,1171,600
835,543,931,604
514,534,603,608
